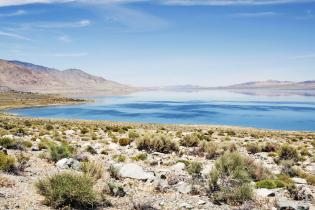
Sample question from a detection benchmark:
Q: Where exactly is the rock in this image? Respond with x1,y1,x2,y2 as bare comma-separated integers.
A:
292,177,308,185
276,199,310,210
108,143,119,150
201,163,214,176
119,163,154,180
171,162,186,172
256,188,276,197
180,202,193,209
176,181,192,194
56,158,81,170
198,200,206,205
305,164,315,175
74,153,89,162
64,130,75,135
167,175,180,185
290,185,314,202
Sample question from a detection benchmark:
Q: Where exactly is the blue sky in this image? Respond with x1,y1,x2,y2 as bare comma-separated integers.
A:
0,0,315,86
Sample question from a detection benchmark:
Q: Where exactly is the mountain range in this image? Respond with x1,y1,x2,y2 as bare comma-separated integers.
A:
0,59,134,96
0,59,314,95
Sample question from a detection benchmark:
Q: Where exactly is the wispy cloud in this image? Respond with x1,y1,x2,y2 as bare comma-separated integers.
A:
231,11,278,18
1,0,315,7
50,52,87,57
0,9,28,17
0,31,31,40
25,19,91,29
160,0,315,6
58,35,72,42
101,6,169,32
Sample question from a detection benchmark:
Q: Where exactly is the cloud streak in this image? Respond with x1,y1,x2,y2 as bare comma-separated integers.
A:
0,9,28,17
1,0,315,7
231,11,278,17
0,31,31,40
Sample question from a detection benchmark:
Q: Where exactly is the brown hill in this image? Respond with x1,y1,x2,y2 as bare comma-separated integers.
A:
0,59,134,96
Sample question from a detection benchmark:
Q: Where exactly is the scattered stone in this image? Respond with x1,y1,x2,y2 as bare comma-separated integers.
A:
256,188,276,197
176,181,192,194
56,158,81,170
290,185,314,202
198,200,206,205
292,177,308,185
180,202,193,209
119,163,155,180
305,164,315,175
170,162,186,172
276,199,310,210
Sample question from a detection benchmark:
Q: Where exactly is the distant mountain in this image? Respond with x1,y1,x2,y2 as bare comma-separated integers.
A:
0,59,135,95
224,80,315,90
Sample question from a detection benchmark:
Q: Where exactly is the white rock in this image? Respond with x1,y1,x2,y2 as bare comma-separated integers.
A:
65,130,75,135
201,163,214,176
176,181,192,194
305,164,315,175
56,158,81,170
119,163,154,180
108,143,119,150
180,202,193,209
255,188,276,197
292,177,308,185
170,162,186,172
198,200,206,205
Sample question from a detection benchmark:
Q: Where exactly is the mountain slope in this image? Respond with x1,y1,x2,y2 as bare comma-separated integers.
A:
0,59,134,95
224,80,315,89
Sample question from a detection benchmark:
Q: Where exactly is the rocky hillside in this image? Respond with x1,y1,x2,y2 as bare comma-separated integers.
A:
0,115,314,209
0,59,134,95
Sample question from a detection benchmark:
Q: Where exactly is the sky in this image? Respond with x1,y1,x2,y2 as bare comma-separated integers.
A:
0,0,315,87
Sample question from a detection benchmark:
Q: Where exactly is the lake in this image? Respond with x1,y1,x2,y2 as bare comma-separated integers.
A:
7,90,315,131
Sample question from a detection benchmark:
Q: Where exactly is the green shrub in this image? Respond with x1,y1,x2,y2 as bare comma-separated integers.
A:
86,146,97,155
81,161,104,181
279,144,300,161
180,134,200,147
198,141,220,159
0,151,16,172
0,137,19,149
118,138,132,146
246,143,261,154
81,127,89,135
109,165,120,179
132,153,148,161
256,179,285,189
128,130,139,139
38,139,55,150
22,140,33,148
48,144,73,162
35,172,101,209
262,142,278,152
187,161,202,176
208,152,253,204
46,124,54,131
105,182,126,197
136,133,178,154
116,154,126,162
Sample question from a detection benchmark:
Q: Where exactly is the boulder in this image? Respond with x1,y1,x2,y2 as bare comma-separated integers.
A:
56,158,81,170
119,163,154,180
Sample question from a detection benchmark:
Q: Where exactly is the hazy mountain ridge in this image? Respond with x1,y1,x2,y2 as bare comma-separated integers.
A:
225,80,315,89
0,59,135,95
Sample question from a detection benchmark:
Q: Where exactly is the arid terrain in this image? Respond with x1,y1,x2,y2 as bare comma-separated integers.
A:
0,108,315,209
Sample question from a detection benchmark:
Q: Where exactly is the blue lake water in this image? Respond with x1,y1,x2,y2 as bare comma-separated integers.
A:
7,90,315,131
